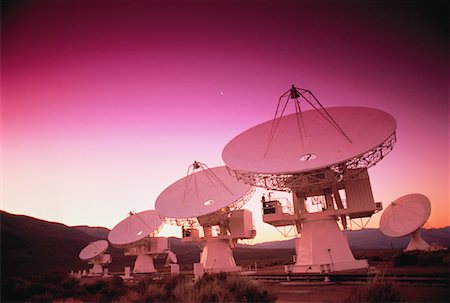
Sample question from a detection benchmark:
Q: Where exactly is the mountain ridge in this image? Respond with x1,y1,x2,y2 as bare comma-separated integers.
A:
250,227,450,250
1,210,448,279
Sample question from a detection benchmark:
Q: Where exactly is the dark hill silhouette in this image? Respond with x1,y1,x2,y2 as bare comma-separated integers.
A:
1,211,133,278
251,227,450,250
1,211,98,278
74,225,110,239
1,211,448,279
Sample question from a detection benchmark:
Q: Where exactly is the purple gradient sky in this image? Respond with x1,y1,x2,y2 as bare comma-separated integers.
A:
2,0,448,242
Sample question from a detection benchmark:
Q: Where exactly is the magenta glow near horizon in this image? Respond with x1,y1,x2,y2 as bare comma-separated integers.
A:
2,1,448,242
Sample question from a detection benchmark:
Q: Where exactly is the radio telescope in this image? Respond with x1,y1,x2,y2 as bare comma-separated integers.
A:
108,210,170,274
79,240,111,276
380,193,431,251
155,161,256,273
222,85,396,273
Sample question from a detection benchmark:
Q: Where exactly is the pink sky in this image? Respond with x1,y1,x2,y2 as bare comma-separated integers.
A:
2,0,448,243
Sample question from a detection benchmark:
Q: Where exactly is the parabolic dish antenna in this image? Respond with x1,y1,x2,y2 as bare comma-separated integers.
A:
79,240,111,276
380,193,431,251
223,106,396,176
155,162,256,273
108,210,169,274
108,210,163,248
222,86,397,274
79,240,109,261
155,164,252,220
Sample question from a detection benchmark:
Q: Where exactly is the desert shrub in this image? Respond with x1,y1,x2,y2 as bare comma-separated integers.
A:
26,270,69,301
131,275,190,302
417,251,445,266
192,273,234,302
131,276,154,295
394,251,448,267
368,255,384,262
196,283,234,302
35,270,68,284
61,276,79,289
226,274,273,303
10,271,70,302
143,283,168,301
60,276,87,298
125,273,275,303
393,252,418,266
3,272,276,302
100,276,128,301
442,252,450,266
346,273,402,302
192,273,276,303
172,278,195,302
85,279,109,294
1,277,33,302
162,275,188,294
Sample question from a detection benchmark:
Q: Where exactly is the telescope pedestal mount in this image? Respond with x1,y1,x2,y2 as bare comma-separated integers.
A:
292,216,368,274
133,254,156,274
405,229,430,252
200,238,241,273
79,240,111,277
155,164,254,273
89,262,105,276
124,240,169,274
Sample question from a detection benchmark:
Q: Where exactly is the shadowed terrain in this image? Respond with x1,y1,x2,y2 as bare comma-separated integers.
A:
1,210,448,279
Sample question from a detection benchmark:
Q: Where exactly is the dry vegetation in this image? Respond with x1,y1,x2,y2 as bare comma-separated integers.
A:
345,273,402,302
2,272,276,302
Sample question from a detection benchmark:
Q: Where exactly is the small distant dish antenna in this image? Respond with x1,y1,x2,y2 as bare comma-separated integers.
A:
108,210,173,274
380,193,431,251
155,161,256,273
167,250,177,264
79,240,111,276
222,85,397,273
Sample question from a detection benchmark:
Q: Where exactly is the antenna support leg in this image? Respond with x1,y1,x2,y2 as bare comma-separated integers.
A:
290,216,368,273
200,238,241,273
133,254,156,273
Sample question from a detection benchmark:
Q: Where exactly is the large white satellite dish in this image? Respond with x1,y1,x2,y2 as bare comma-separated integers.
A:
155,162,256,273
222,85,397,273
223,106,396,175
380,193,431,251
79,240,111,276
108,210,171,274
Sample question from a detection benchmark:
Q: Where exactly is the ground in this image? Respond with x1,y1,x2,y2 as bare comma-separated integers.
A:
263,281,449,303
256,263,449,303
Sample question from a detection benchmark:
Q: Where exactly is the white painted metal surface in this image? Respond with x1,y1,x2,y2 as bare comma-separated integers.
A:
155,166,252,219
133,255,156,273
380,193,431,251
79,240,109,261
108,210,167,274
222,106,396,174
380,193,431,237
199,238,241,273
108,210,163,248
228,209,256,239
155,164,255,272
292,216,368,273
222,98,397,273
405,229,431,251
79,240,110,276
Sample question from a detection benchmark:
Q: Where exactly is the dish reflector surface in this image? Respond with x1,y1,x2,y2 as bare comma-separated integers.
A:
222,107,396,174
108,210,163,247
155,166,252,219
380,193,431,238
79,240,108,261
